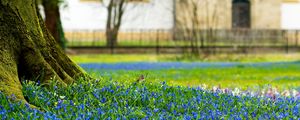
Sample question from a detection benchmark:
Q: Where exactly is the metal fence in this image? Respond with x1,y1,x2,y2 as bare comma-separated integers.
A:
65,29,300,54
65,29,173,47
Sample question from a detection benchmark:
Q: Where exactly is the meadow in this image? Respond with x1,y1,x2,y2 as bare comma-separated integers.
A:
1,54,300,119
75,54,300,90
82,62,300,91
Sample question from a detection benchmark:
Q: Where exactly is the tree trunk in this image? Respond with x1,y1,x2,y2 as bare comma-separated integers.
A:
42,0,66,49
105,0,125,48
106,29,118,47
0,0,88,107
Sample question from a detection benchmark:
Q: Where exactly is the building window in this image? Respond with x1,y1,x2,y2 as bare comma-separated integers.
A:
232,0,251,28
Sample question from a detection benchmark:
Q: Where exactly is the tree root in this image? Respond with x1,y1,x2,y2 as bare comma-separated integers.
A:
0,0,90,109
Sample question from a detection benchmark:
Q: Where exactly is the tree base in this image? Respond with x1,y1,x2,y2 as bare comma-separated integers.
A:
0,0,90,108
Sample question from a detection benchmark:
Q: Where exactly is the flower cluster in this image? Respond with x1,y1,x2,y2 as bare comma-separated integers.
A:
1,62,300,119
1,79,299,119
203,84,300,100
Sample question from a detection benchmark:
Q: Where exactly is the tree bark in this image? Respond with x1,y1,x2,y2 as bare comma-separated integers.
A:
42,0,66,49
0,0,88,107
105,0,125,47
106,29,118,47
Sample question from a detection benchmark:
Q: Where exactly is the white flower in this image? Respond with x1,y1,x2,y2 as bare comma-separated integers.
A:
250,91,255,97
202,84,207,90
291,89,298,97
212,86,218,92
54,92,58,96
282,90,290,97
232,88,240,96
59,96,66,99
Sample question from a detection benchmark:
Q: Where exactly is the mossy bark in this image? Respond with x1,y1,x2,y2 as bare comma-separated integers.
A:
0,0,88,106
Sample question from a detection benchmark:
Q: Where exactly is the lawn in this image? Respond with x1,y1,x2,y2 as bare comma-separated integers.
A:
82,62,300,91
72,54,300,90
1,54,300,119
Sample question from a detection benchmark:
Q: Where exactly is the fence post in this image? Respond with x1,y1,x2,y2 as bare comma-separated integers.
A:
156,29,160,55
110,43,114,55
200,30,204,49
70,30,74,46
284,30,289,54
296,30,298,47
139,29,142,46
92,30,96,46
79,31,82,46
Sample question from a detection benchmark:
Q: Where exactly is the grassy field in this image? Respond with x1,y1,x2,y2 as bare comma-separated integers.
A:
69,54,300,91
1,54,299,119
2,77,299,119
83,62,300,91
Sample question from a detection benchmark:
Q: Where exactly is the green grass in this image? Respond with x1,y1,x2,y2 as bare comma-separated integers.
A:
87,65,300,91
1,54,299,119
70,53,300,91
2,75,298,119
69,53,300,63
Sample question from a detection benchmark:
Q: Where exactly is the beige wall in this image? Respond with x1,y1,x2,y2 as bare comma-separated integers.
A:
175,0,281,29
175,0,231,29
251,0,281,29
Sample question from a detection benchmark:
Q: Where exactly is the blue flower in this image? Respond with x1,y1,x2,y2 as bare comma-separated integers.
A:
192,112,198,119
69,100,74,106
0,106,6,115
78,104,85,110
184,115,192,120
100,97,107,103
154,108,159,113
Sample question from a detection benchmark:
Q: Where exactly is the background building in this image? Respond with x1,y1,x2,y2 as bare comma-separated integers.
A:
60,0,174,30
58,0,300,42
175,0,282,29
282,0,300,29
60,0,300,30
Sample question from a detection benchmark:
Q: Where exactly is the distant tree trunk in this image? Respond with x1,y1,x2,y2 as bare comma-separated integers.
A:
106,29,119,47
42,0,66,49
105,0,125,47
0,0,88,107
